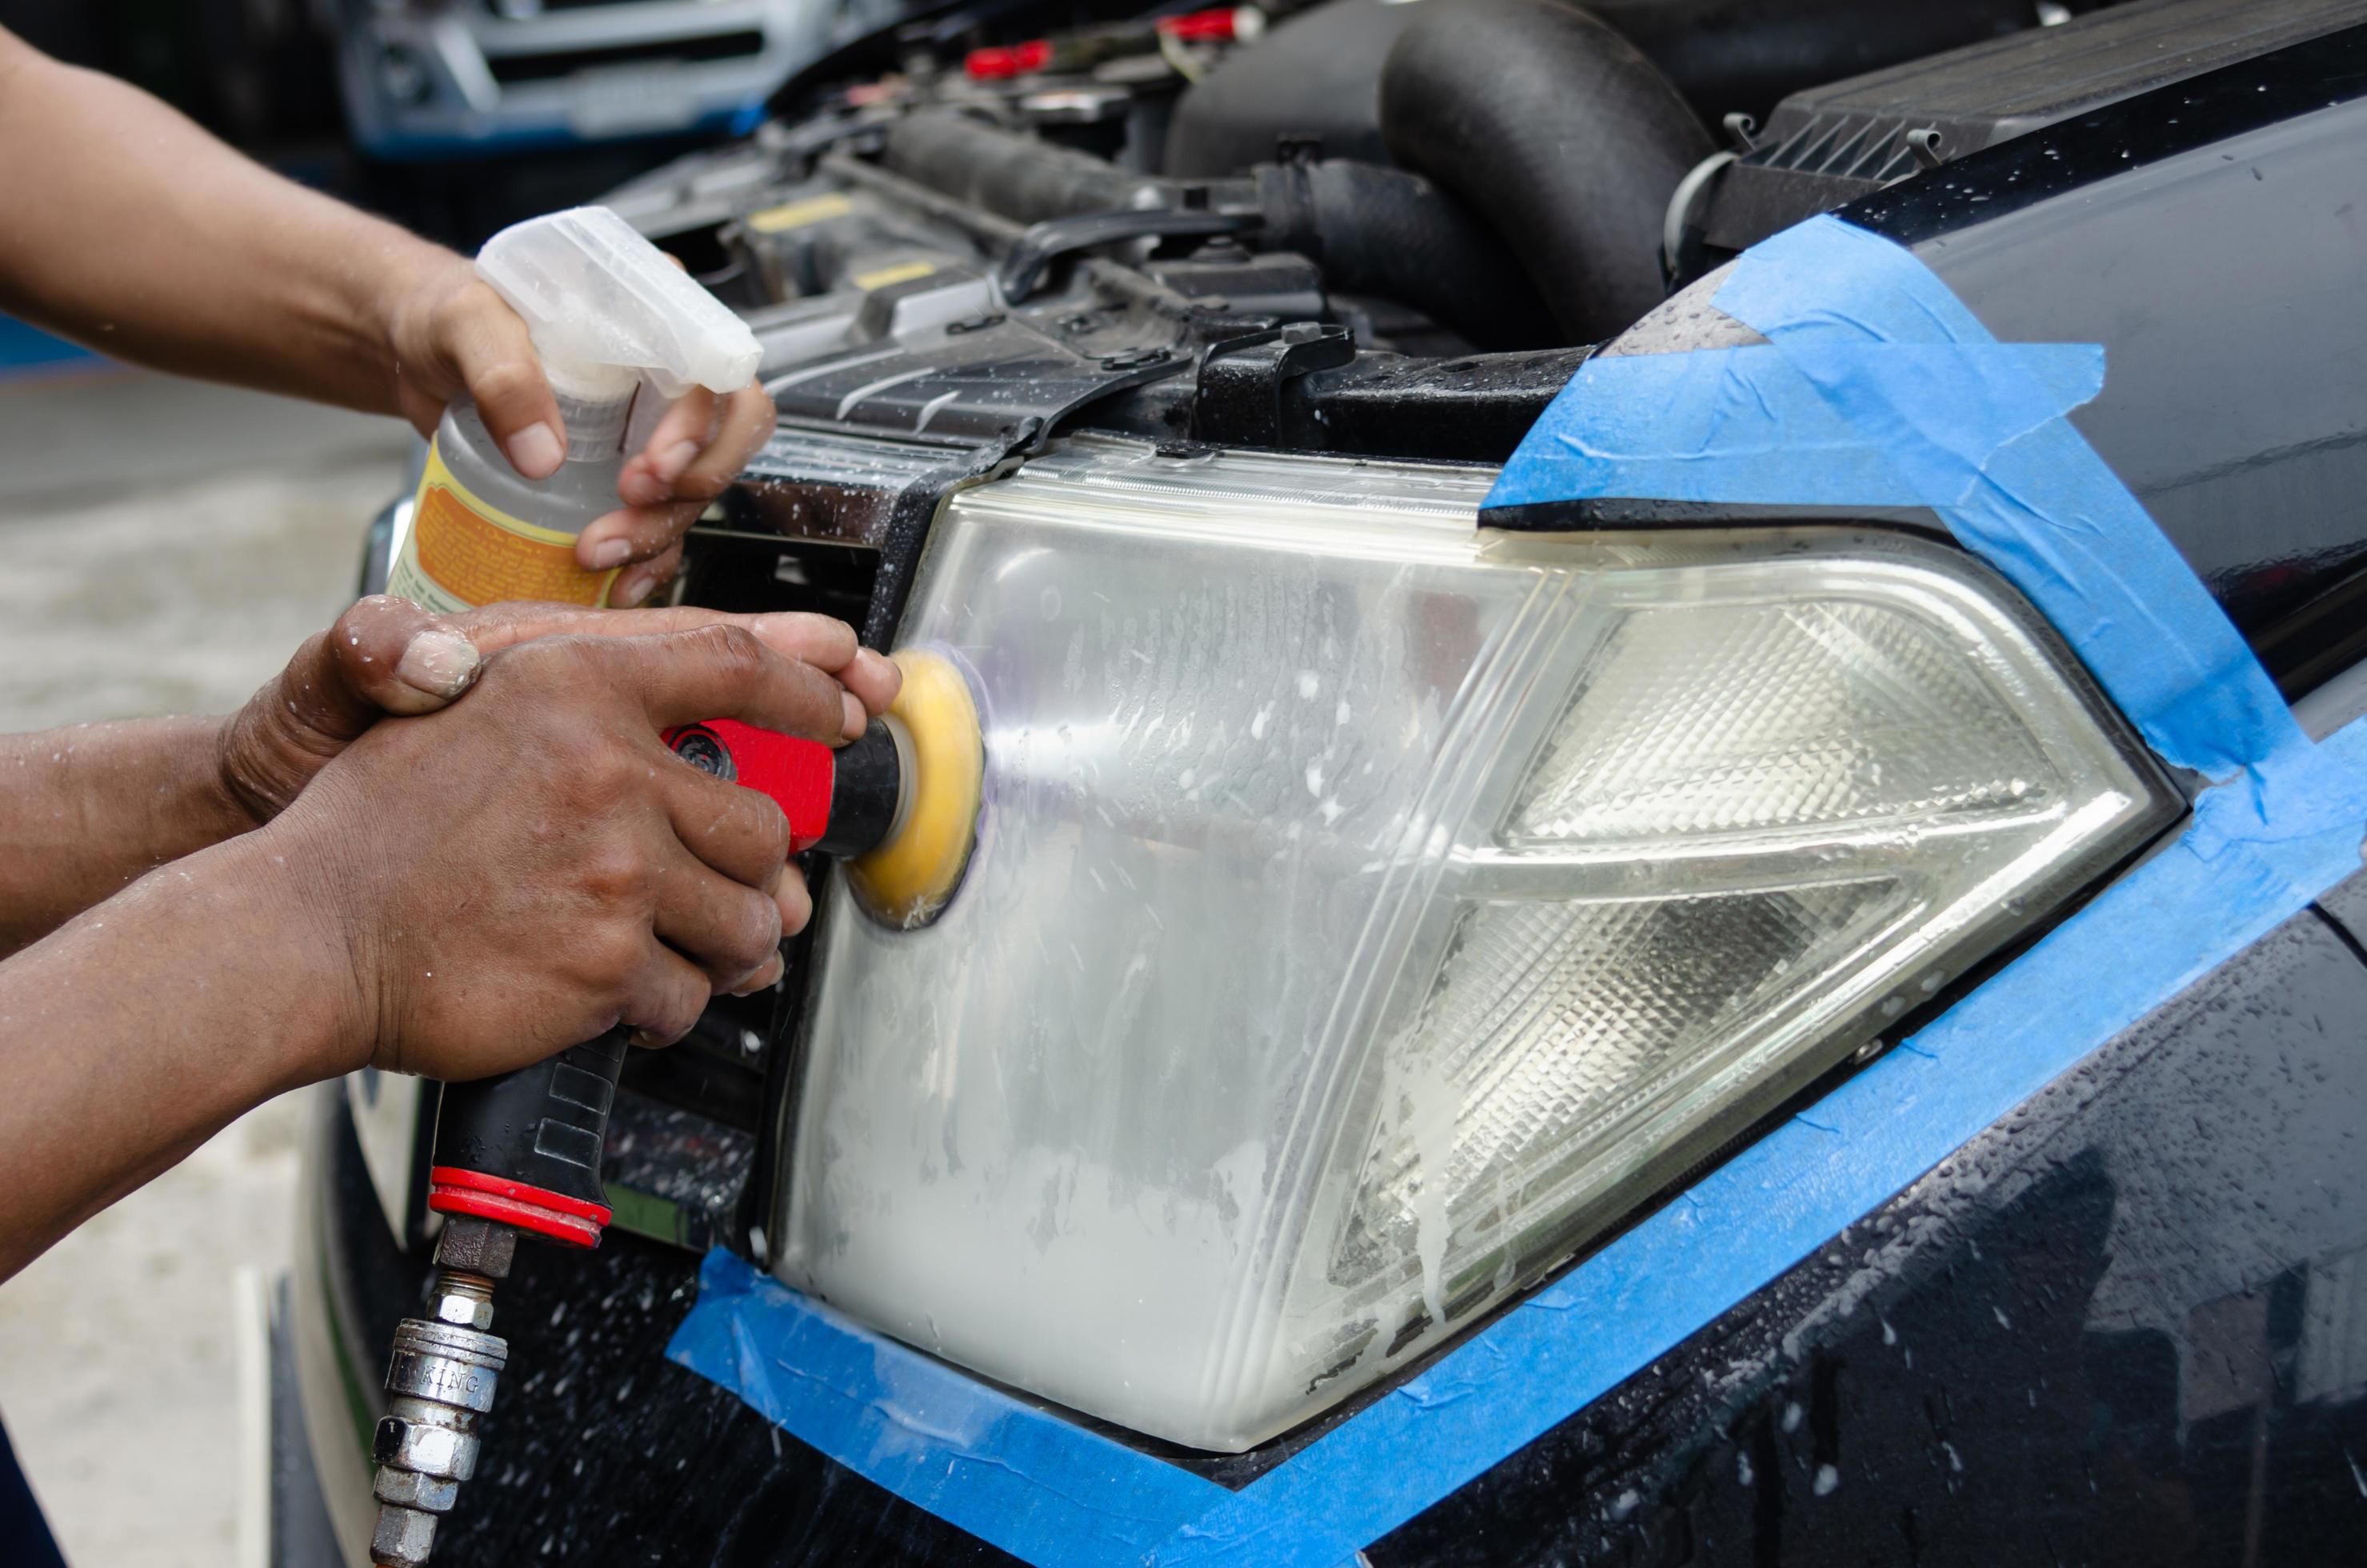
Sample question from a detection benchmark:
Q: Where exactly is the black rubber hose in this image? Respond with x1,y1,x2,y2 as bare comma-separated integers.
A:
1254,158,1553,351
1165,0,2034,180
882,109,1159,225
1379,0,1713,343
879,106,1553,350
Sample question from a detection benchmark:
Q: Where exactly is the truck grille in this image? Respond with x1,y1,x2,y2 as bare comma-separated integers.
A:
484,30,769,85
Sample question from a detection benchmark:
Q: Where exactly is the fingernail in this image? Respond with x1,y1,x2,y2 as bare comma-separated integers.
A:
506,422,563,478
394,627,481,702
843,691,868,742
657,439,701,482
620,469,669,507
586,536,632,570
730,956,786,997
611,564,658,607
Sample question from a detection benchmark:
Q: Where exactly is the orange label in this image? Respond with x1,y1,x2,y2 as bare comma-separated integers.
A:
413,482,611,606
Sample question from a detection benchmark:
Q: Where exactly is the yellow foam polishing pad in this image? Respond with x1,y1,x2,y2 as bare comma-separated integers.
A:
847,648,983,927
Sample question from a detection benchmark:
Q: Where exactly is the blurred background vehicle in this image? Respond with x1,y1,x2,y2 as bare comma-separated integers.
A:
1,0,902,247
326,0,835,155
316,0,914,238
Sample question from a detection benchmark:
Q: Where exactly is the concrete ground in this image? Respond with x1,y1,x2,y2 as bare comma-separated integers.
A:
0,363,411,1567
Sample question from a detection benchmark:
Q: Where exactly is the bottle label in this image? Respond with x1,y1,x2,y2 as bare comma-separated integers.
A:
387,443,618,613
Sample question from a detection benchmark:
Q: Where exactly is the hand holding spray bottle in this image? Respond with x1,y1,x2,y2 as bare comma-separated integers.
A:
387,206,762,613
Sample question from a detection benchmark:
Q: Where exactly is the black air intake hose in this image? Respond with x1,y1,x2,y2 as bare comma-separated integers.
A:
1379,0,1713,344
1253,159,1552,351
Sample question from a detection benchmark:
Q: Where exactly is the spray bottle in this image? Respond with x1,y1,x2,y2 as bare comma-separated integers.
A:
386,206,762,613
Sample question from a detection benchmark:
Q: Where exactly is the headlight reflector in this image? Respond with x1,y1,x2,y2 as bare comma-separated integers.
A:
776,436,2173,1451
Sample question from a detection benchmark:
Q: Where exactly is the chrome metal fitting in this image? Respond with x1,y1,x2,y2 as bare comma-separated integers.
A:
372,1503,439,1568
430,1282,496,1332
374,1463,460,1514
370,1270,509,1567
384,1317,507,1413
376,1399,481,1484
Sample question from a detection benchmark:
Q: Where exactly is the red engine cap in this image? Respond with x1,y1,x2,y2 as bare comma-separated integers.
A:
1159,7,1242,42
966,38,1054,79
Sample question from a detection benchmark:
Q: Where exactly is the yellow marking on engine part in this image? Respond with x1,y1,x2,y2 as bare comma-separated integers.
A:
745,193,855,233
849,649,983,929
852,260,940,291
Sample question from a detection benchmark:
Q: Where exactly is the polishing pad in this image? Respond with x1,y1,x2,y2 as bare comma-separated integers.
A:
846,648,983,927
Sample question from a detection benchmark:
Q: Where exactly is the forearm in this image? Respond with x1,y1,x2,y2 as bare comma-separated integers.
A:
0,831,358,1281
0,30,451,414
0,716,255,955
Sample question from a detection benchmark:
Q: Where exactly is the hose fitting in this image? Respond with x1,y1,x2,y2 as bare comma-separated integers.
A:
370,1221,516,1568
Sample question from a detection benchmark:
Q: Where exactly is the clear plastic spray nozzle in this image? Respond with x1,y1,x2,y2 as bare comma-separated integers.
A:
474,206,762,459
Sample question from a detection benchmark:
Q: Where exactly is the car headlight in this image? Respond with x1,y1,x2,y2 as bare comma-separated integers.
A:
773,434,2174,1452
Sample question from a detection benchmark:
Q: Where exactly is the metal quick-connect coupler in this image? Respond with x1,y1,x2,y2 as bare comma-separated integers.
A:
370,1272,508,1568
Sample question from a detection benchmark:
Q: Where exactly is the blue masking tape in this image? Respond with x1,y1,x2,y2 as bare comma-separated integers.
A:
1486,341,2103,511
667,1247,1225,1566
670,214,2367,1565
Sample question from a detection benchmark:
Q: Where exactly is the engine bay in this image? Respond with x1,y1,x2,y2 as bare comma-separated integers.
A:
591,0,2256,482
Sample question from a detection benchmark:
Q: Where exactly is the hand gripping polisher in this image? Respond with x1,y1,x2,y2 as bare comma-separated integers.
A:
367,649,983,1567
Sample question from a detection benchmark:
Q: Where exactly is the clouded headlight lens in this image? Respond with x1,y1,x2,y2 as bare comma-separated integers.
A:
774,435,2173,1451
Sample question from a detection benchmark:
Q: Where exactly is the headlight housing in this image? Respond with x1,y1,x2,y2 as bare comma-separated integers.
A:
774,435,2174,1452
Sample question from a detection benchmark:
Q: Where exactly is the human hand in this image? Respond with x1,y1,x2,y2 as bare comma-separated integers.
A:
216,594,899,827
267,624,858,1080
382,251,777,606
581,378,779,608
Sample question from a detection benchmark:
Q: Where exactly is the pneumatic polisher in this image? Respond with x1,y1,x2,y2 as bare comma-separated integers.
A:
366,649,983,1568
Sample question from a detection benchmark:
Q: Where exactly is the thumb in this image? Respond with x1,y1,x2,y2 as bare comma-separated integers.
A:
320,596,482,728
358,612,484,717
219,597,483,822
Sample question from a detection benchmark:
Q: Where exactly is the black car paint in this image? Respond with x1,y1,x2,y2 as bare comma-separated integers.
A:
1853,25,2367,694
292,1080,1022,1566
278,19,2367,1567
